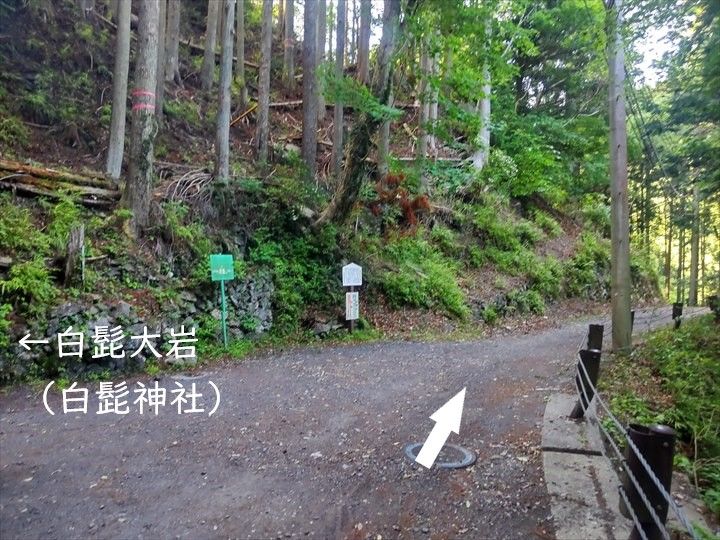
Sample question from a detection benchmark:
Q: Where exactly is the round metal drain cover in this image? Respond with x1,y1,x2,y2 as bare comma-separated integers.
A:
404,443,477,469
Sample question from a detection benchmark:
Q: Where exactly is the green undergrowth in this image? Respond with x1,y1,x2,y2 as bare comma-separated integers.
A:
601,315,720,518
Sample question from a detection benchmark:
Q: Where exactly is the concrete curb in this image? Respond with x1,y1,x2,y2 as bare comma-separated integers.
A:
542,393,631,540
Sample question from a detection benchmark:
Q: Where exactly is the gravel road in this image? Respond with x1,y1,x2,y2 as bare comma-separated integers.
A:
0,307,691,540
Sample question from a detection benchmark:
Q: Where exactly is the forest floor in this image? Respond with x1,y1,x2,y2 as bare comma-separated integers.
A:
0,305,699,540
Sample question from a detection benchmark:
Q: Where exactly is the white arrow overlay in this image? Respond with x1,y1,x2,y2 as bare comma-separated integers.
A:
415,387,467,469
19,333,49,350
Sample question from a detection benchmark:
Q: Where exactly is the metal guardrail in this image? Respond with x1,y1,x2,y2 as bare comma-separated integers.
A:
570,305,699,540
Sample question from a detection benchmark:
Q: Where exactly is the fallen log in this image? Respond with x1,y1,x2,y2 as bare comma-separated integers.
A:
0,158,115,189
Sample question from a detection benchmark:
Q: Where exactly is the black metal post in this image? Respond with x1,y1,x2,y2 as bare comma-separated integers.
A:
620,424,676,540
672,302,683,330
587,324,604,352
569,349,602,419
630,310,635,333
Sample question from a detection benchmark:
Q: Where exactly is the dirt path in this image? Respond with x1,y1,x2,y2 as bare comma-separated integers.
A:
0,307,690,540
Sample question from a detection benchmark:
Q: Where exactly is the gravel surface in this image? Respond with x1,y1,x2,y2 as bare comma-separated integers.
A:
0,307,691,540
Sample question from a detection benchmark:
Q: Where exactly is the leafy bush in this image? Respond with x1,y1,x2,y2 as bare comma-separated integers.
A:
45,196,82,251
430,225,460,257
532,209,563,238
0,195,47,254
580,193,611,236
528,257,562,299
506,289,545,314
0,303,11,349
564,233,610,299
377,235,470,319
249,227,338,335
514,220,543,246
0,258,58,316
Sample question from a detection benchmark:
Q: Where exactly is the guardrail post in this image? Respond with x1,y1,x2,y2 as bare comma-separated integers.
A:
587,323,604,352
569,349,601,419
619,424,676,540
672,303,683,329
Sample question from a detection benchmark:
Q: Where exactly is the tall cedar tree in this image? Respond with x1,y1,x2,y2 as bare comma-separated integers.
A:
332,0,346,177
105,0,131,180
165,0,181,84
121,0,159,237
216,0,236,179
284,0,295,87
357,0,371,83
257,0,273,162
315,0,411,226
302,0,319,177
236,0,248,106
317,0,327,121
201,0,220,91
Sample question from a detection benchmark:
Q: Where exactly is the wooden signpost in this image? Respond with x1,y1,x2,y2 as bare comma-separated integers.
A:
210,254,235,347
342,263,362,332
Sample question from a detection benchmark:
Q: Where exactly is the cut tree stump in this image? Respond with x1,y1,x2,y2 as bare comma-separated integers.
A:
64,224,85,286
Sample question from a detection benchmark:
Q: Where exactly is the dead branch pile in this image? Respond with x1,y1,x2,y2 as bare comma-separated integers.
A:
162,168,213,206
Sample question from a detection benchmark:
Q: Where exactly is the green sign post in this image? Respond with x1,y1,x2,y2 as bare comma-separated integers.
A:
210,254,235,347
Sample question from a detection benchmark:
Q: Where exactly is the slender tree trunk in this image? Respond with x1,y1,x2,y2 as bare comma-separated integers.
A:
328,0,334,64
317,0,327,121
417,39,429,159
349,0,357,64
315,0,407,227
471,20,491,170
236,0,248,106
331,0,346,178
378,86,393,177
216,0,235,179
665,197,673,298
165,0,181,84
428,44,439,154
278,0,285,34
357,0,370,83
155,0,167,119
677,221,685,303
217,0,225,47
302,0,319,177
688,182,700,305
257,0,273,162
106,0,131,181
121,0,159,237
283,0,295,88
201,0,220,91
607,0,632,350
700,208,706,301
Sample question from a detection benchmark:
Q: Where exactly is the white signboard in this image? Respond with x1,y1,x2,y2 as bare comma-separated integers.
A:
345,292,360,321
342,263,363,287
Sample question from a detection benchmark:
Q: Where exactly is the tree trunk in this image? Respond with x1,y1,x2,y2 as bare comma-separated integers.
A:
417,38,429,163
665,197,673,298
257,0,273,162
64,224,85,286
317,0,327,121
201,0,220,91
278,0,284,34
106,0,132,181
284,0,295,88
155,0,167,119
357,0,371,84
302,0,319,177
236,0,248,106
349,0,357,65
378,86,392,177
121,0,159,237
688,182,700,305
428,44,439,154
327,0,334,64
165,0,181,84
470,60,490,169
331,0,346,177
607,0,631,351
315,0,406,227
677,218,685,303
216,0,235,180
